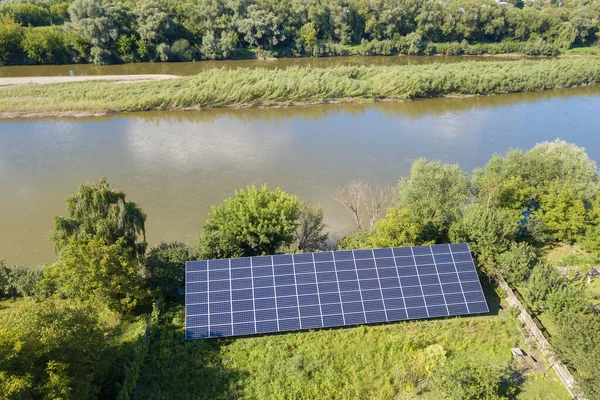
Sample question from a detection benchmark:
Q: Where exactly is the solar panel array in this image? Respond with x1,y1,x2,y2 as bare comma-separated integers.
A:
185,242,488,340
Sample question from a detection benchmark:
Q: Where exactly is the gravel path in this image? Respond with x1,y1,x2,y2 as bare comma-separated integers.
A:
0,74,179,87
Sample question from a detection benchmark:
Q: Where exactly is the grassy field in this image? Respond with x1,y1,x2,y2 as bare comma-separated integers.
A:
0,59,599,118
564,47,600,56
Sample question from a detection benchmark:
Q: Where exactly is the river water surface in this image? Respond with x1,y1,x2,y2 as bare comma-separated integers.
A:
1,84,600,266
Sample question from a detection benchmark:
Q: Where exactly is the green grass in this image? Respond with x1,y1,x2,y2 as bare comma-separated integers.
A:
517,371,571,400
1,58,599,117
0,297,28,316
564,47,600,56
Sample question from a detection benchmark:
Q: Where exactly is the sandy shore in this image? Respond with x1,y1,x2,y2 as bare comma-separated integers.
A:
0,74,179,87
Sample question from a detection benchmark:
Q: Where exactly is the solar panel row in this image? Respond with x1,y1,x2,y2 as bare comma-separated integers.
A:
185,243,489,339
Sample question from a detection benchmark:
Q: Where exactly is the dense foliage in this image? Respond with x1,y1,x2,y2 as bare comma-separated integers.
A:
0,0,599,65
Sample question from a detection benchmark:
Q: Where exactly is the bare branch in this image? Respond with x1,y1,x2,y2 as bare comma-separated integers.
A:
333,180,368,231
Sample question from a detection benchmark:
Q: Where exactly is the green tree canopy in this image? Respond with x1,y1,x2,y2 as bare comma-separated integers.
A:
295,203,329,252
497,241,538,285
145,242,191,298
525,262,566,310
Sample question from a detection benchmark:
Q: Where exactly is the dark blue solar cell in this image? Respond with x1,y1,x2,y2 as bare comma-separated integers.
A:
210,291,230,302
321,303,342,315
253,266,273,277
276,285,296,297
232,289,253,301
393,247,413,257
186,315,208,327
355,258,376,269
404,297,426,308
211,313,232,325
452,252,473,262
442,283,462,294
272,254,293,265
400,276,420,287
342,301,364,314
411,246,431,256
233,311,254,324
186,282,207,294
430,244,450,254
230,258,251,268
387,308,408,321
397,266,417,277
277,296,298,308
373,248,393,258
339,280,359,291
252,256,272,267
455,262,476,272
380,278,400,289
341,291,362,302
210,280,230,291
361,289,382,301
344,312,366,325
187,261,207,272
414,255,434,265
298,294,319,306
315,262,335,273
230,279,251,291
300,305,321,317
450,243,469,253
254,287,275,299
461,281,482,292
253,277,274,288
375,258,395,268
424,295,445,306
366,311,387,323
363,300,384,312
444,293,465,304
187,303,208,315
255,298,276,310
336,260,356,271
231,268,252,279
274,265,294,275
406,307,428,319
187,271,207,282
464,291,486,303
419,275,440,285
434,253,454,263
421,284,443,296
417,265,437,276
333,250,354,261
358,269,378,280
232,300,253,312
436,263,456,274
313,252,334,262
360,279,380,290
384,297,405,309
396,256,414,266
447,303,469,315
296,273,316,285
378,268,398,278
381,288,403,299
439,273,459,284
256,321,279,334
467,302,489,313
293,253,313,263
275,275,296,286
233,323,255,336
279,318,301,331
209,302,231,314
256,308,277,321
427,306,448,317
301,317,322,329
459,271,479,282
318,282,339,294
295,263,315,274
209,269,229,281
208,259,229,270
316,272,337,283
323,314,344,327
319,292,340,304
278,307,299,319
403,286,423,297
353,249,374,259
187,327,209,339
297,284,318,296
337,270,357,281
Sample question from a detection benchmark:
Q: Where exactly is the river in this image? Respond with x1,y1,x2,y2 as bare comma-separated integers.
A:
1,83,600,267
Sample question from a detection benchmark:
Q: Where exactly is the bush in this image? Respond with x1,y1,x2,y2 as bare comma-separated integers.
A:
0,3,50,27
0,17,24,65
145,242,191,298
21,27,69,64
170,38,194,61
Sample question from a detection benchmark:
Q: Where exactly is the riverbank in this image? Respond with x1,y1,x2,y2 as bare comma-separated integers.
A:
0,59,598,118
0,74,178,87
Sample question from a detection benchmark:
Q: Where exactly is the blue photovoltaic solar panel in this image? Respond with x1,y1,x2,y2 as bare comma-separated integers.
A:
185,242,489,339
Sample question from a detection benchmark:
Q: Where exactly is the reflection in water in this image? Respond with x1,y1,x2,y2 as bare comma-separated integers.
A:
1,85,600,266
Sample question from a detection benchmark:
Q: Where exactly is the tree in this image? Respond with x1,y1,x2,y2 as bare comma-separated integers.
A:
525,262,566,310
334,180,392,231
295,203,329,252
546,285,590,318
51,178,147,257
197,184,300,258
497,242,538,285
369,207,427,248
134,1,176,45
145,242,191,298
236,5,284,50
0,299,107,399
0,17,24,65
7,266,42,301
21,27,69,64
536,180,587,243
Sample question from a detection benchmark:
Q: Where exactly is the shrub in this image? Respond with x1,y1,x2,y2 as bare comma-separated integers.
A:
21,27,69,64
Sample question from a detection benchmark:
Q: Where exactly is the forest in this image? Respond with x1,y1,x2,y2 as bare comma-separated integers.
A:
0,0,599,65
1,139,599,399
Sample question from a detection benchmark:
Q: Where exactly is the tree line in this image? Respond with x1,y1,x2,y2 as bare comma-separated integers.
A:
1,140,600,398
0,0,599,65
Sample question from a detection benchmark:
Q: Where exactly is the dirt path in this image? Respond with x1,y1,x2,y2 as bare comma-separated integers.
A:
0,74,179,87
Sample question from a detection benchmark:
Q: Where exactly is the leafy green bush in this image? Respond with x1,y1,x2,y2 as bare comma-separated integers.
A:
21,26,69,64
0,3,50,27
